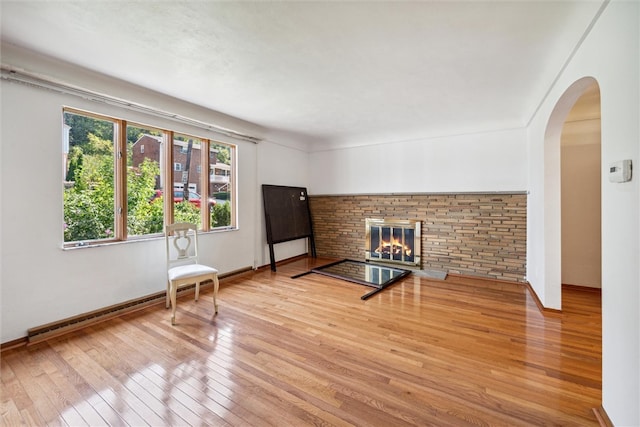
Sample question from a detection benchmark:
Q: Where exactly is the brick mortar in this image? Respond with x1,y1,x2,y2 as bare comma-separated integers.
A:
309,193,527,283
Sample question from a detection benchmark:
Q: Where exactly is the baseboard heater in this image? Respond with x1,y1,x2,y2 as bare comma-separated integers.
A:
27,285,197,344
26,267,251,344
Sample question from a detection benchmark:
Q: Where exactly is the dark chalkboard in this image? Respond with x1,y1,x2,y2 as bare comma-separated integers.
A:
262,184,316,270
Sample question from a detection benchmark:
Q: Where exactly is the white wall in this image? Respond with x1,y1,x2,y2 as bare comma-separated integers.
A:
561,141,602,287
309,128,528,195
254,140,310,268
527,1,639,424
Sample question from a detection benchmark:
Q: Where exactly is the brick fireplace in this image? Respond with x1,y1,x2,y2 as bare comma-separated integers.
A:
308,193,527,283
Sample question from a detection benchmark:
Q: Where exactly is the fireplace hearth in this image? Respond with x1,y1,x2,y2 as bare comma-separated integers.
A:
292,218,421,299
365,218,421,267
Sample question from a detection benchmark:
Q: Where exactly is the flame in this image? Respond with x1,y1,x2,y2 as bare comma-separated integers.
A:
374,236,412,257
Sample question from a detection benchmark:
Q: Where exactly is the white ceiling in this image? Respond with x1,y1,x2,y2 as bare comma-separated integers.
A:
1,1,604,150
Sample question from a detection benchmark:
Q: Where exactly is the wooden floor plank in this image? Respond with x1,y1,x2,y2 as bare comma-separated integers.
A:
2,350,68,426
1,257,602,426
1,398,24,427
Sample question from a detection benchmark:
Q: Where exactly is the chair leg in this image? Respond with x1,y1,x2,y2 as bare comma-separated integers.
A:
166,280,170,308
195,281,200,302
213,274,219,314
170,281,178,325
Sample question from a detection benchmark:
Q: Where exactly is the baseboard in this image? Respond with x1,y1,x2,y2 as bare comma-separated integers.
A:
563,283,602,294
5,266,253,348
446,272,524,286
521,283,600,317
444,273,562,315
592,405,613,427
525,281,562,316
0,337,28,352
27,289,170,345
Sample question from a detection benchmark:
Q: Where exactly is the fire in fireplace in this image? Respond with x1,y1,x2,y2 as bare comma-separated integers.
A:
365,218,421,267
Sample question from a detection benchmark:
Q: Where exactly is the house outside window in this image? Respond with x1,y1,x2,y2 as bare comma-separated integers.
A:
63,108,236,247
128,126,164,236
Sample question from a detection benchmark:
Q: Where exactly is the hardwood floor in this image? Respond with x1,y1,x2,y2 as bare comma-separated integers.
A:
1,257,602,426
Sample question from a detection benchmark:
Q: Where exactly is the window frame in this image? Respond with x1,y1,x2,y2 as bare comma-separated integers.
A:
62,107,237,248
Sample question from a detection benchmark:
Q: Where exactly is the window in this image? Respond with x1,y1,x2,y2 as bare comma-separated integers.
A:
210,142,233,228
127,124,164,237
63,110,116,243
173,135,204,230
63,108,236,247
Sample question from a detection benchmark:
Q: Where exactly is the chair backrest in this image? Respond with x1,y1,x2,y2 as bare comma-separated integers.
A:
165,222,200,268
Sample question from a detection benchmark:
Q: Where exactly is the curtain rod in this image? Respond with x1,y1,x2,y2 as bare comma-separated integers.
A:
1,66,262,144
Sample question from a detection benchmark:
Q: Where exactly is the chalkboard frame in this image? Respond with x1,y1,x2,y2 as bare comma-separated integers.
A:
262,184,316,271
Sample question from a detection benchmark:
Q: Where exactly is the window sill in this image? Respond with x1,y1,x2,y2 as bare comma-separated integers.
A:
62,226,238,250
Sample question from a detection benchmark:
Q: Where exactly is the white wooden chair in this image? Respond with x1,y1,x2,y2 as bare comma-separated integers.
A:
165,222,219,325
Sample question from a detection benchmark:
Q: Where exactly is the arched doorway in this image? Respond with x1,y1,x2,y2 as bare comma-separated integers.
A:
543,76,603,414
560,83,601,290
542,76,600,309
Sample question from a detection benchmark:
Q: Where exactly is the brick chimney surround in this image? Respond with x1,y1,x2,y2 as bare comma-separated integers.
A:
308,193,527,283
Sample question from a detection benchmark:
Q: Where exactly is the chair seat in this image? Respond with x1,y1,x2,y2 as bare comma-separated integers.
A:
168,264,218,281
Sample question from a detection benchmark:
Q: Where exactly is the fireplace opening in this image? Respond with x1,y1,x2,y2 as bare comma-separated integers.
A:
365,218,421,267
